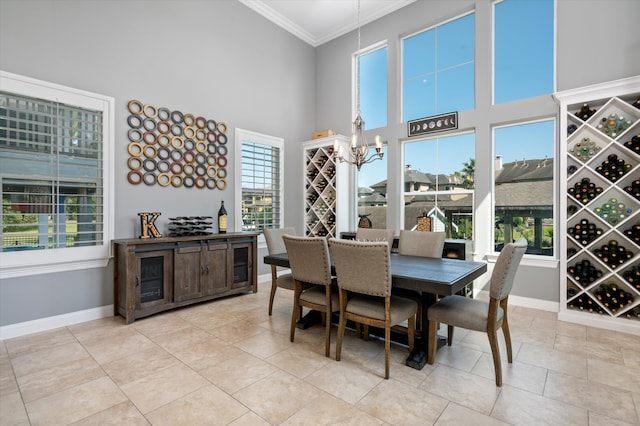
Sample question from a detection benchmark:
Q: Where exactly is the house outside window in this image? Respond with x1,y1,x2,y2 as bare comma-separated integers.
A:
402,132,475,239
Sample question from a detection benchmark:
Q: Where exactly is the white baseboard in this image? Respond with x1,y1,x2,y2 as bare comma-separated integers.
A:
477,290,559,313
1,272,281,341
0,305,113,340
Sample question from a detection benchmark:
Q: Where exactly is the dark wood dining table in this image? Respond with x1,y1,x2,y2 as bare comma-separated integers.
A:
264,251,487,370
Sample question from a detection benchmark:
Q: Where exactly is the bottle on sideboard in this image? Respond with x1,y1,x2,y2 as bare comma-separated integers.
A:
218,200,228,234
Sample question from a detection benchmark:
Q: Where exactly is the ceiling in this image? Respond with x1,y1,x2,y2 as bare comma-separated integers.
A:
238,0,416,47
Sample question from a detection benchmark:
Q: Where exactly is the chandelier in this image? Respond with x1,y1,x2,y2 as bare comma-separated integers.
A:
333,0,383,171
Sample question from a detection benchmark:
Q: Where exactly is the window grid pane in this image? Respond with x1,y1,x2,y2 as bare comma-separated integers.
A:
402,12,475,122
1,92,104,252
241,141,280,232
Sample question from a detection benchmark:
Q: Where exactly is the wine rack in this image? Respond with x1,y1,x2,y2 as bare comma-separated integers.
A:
555,76,640,335
302,135,351,238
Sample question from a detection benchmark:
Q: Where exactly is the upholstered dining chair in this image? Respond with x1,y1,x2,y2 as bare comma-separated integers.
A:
283,235,339,357
397,230,446,258
396,230,446,330
329,238,417,379
355,228,395,246
427,237,527,386
264,227,297,316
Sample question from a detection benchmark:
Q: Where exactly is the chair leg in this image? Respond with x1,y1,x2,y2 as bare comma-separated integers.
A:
336,311,346,361
487,328,503,387
324,308,331,358
384,325,390,379
336,288,348,361
427,320,437,365
268,267,278,315
447,325,454,346
407,315,415,353
290,283,301,343
500,300,513,363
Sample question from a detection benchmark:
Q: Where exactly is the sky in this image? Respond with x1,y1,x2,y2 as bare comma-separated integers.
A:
355,0,554,188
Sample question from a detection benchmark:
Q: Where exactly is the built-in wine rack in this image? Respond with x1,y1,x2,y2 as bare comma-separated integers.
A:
302,135,351,238
555,76,640,334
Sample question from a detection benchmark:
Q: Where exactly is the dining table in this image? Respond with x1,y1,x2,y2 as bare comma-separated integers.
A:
264,250,487,370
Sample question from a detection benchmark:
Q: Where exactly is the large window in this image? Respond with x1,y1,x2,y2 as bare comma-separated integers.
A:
402,12,475,122
357,145,387,229
235,129,283,235
358,44,387,130
493,0,554,104
402,132,475,239
493,119,555,255
0,71,114,278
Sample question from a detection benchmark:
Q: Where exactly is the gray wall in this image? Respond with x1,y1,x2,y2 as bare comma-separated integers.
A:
0,0,315,326
1,0,640,328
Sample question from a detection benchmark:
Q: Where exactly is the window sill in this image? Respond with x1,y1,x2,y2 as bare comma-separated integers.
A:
0,248,111,279
483,253,558,269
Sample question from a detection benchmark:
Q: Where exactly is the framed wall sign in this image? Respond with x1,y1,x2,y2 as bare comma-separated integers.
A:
408,112,458,137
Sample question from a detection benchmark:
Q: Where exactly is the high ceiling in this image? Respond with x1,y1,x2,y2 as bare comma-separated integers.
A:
238,0,416,47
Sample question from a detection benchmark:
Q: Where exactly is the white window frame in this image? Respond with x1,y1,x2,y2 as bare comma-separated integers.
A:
399,130,476,234
491,117,557,261
355,40,388,130
400,10,475,123
234,128,284,246
0,71,115,279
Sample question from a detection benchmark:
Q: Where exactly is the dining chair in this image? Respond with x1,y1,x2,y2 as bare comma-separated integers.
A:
355,228,395,246
396,230,446,330
264,227,297,316
283,235,339,357
329,238,417,379
397,230,446,258
427,237,527,386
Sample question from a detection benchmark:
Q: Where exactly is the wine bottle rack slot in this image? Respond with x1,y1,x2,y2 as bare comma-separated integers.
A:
556,76,640,332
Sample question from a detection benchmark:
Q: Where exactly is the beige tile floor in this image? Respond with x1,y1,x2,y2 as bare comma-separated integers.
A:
1,279,639,425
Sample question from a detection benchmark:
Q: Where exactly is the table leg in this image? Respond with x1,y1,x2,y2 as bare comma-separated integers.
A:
405,291,444,369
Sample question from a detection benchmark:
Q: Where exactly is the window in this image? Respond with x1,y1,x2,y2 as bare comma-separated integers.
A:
358,44,387,129
357,145,387,228
402,12,475,122
402,132,475,239
235,129,283,235
0,71,114,278
493,0,554,104
493,119,555,255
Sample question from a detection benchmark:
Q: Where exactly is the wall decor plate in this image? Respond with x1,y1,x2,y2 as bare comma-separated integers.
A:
143,104,158,118
128,100,143,114
126,99,228,189
128,129,143,142
157,107,170,121
127,115,143,128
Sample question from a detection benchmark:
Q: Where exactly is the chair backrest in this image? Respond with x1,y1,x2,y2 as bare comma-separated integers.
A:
490,238,528,301
283,235,332,286
355,228,395,245
328,238,391,297
264,227,296,255
397,230,445,258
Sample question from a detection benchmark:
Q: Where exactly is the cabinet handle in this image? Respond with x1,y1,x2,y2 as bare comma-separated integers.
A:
205,265,209,274
135,276,140,287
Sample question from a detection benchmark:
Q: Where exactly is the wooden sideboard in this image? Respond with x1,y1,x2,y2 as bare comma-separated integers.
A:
113,232,257,323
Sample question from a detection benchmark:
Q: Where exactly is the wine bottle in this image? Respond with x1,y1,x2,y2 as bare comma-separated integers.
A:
218,200,228,234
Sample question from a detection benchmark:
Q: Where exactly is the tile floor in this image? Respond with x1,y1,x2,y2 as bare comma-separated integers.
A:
1,279,639,425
